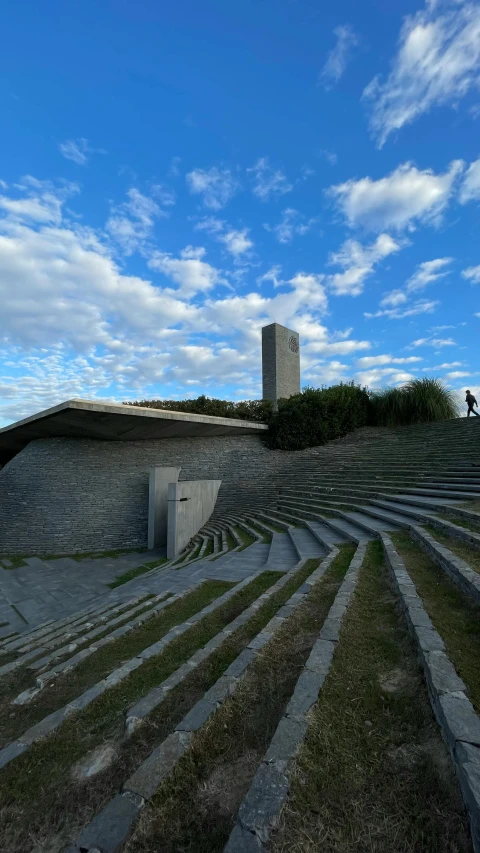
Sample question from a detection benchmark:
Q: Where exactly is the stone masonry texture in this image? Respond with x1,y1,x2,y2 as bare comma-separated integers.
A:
0,435,273,554
262,322,300,408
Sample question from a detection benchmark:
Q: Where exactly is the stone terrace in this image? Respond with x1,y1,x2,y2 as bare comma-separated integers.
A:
0,417,480,853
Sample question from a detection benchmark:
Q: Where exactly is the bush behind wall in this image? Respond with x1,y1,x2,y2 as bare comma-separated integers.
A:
265,383,370,451
128,377,460,452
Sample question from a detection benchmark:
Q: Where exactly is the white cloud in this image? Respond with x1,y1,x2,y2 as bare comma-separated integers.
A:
320,150,338,165
287,274,328,314
264,208,318,244
462,264,480,283
365,299,439,320
148,246,226,297
355,367,416,388
406,257,453,291
256,265,283,288
470,104,480,119
329,160,464,232
0,175,370,422
367,257,451,321
356,355,422,368
186,167,239,210
307,339,371,356
303,359,351,386
151,184,176,208
0,176,78,225
364,0,480,146
222,229,253,258
380,289,408,308
459,157,480,202
319,25,359,90
247,157,293,201
327,233,402,296
445,370,470,378
195,216,253,259
296,319,371,358
410,335,456,347
59,138,93,165
421,361,463,370
106,188,166,256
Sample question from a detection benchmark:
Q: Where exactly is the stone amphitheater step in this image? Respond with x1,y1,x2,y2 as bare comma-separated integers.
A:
402,486,480,499
305,519,351,547
318,515,374,544
423,477,480,486
66,547,346,853
368,498,437,519
377,492,464,507
288,527,328,560
419,481,480,493
263,532,299,571
341,509,401,534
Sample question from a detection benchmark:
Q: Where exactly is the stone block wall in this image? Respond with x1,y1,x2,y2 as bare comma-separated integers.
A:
0,434,275,554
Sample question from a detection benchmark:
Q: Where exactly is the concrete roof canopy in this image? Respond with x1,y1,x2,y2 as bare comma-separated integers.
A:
0,399,268,465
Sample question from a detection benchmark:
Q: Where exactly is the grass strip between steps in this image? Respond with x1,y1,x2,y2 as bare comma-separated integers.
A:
392,530,480,714
108,559,168,588
124,545,355,853
0,580,232,748
270,540,471,853
425,525,480,573
236,527,256,550
0,558,335,853
0,548,150,570
434,512,480,536
463,500,480,514
203,539,214,557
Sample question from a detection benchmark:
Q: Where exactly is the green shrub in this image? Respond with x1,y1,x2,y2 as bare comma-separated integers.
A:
125,377,459,452
370,378,460,427
266,383,370,451
124,395,273,423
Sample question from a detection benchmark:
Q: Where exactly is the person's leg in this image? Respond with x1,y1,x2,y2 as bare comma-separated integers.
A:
468,407,480,416
468,407,472,416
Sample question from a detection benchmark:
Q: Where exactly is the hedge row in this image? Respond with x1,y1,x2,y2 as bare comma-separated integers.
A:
127,378,459,452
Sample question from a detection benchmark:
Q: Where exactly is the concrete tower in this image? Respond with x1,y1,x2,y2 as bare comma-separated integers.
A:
262,322,300,409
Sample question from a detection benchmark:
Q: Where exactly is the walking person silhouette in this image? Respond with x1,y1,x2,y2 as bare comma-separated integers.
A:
466,390,480,417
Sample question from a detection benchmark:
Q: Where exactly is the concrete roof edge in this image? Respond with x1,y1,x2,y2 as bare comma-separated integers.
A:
0,398,269,434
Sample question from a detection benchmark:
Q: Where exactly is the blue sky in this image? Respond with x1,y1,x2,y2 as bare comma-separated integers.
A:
1,0,480,426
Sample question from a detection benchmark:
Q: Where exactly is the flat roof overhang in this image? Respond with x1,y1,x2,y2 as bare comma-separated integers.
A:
0,399,269,465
